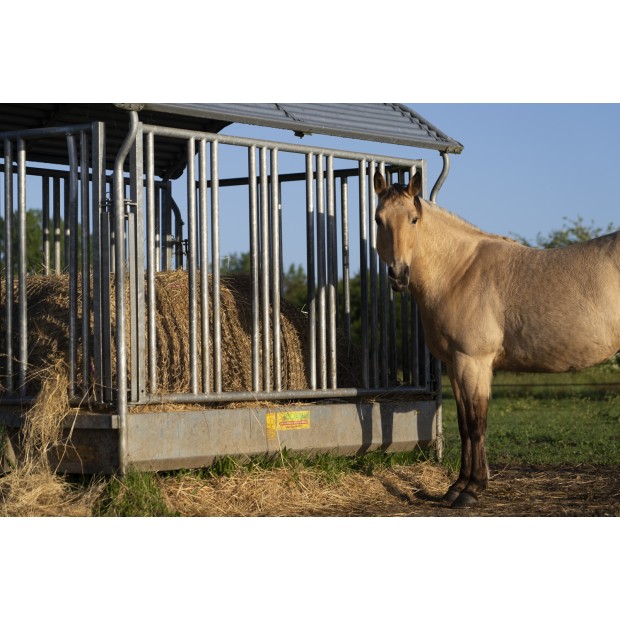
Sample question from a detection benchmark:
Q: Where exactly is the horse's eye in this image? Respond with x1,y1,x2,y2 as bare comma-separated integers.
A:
411,216,419,225
375,213,382,226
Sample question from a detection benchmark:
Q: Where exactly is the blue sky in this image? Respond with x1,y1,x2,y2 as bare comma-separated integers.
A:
212,103,619,273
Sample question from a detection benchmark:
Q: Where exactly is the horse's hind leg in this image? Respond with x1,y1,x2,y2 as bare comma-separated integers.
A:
447,353,493,508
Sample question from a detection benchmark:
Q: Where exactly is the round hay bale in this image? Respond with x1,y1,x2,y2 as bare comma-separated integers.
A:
0,272,361,398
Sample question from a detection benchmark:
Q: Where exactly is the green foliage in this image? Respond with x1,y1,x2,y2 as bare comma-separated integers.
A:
514,215,617,248
94,470,178,517
0,210,46,273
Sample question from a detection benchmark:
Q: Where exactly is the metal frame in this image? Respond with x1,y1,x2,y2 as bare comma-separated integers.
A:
0,111,446,473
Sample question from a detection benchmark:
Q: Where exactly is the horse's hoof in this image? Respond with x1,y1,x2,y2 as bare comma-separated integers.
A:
450,491,478,509
443,488,462,504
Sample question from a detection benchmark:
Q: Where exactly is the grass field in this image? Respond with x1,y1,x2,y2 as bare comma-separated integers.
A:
441,365,620,468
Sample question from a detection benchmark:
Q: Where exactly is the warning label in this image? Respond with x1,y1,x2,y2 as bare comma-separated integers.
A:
277,410,311,430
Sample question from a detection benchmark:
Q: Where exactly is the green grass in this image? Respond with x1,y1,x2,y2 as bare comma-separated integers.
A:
440,367,620,468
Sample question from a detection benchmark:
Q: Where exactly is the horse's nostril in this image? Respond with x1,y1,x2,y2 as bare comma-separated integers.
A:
404,264,410,279
388,266,396,279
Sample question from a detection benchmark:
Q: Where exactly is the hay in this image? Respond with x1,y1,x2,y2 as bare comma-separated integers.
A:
0,271,361,397
157,461,452,517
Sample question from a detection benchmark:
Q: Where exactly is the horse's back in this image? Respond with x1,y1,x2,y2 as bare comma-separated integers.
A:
490,231,620,372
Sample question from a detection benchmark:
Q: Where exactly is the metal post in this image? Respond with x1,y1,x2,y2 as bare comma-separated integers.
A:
3,139,14,394
249,145,259,392
259,146,270,392
358,159,369,388
187,138,198,394
340,176,351,343
80,130,90,395
305,153,316,390
42,176,50,274
114,110,139,475
146,131,157,394
17,140,27,396
270,148,282,391
316,153,326,389
199,139,210,393
210,140,222,393
368,160,379,388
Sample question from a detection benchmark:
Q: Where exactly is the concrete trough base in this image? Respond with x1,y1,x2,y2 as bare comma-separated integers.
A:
0,400,440,475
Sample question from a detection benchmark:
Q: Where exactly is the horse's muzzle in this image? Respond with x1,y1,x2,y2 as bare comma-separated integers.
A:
388,264,410,292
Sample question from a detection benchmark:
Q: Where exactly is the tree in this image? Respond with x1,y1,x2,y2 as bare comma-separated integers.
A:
515,216,616,249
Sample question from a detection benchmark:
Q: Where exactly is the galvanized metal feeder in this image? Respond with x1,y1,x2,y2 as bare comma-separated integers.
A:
0,103,463,474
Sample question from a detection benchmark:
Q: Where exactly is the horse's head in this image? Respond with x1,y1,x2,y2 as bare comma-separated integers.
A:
374,171,423,292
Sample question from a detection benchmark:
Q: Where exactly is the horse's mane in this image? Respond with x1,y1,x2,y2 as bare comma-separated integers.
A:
424,198,520,245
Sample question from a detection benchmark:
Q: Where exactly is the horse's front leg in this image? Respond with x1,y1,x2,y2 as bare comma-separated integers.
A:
443,367,471,504
448,353,493,508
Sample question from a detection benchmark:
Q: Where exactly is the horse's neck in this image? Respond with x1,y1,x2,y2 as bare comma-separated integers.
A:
412,203,481,306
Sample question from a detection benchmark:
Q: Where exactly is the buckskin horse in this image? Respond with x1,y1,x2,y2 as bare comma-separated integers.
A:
373,171,620,508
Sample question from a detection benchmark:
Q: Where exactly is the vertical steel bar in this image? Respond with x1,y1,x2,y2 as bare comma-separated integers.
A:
80,131,90,395
210,140,222,393
388,286,397,382
42,176,50,274
368,160,379,388
259,146,270,391
64,176,70,270
378,162,388,387
305,153,316,390
53,177,61,274
17,140,28,395
326,154,337,388
340,176,351,343
3,139,14,393
115,110,139,475
146,131,157,394
199,139,210,393
155,184,161,272
315,153,326,389
67,134,79,398
248,146,260,392
401,291,410,383
270,148,282,391
358,159,369,388
187,138,198,393
91,122,105,402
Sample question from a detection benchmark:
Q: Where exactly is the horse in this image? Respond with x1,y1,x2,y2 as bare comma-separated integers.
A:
373,171,620,508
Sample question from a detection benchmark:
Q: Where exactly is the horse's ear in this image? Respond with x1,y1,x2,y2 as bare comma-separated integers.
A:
406,171,422,197
374,171,387,195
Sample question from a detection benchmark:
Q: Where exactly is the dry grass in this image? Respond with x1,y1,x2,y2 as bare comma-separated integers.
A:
158,461,451,517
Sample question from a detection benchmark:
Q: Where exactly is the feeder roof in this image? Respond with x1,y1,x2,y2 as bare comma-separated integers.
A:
0,103,462,179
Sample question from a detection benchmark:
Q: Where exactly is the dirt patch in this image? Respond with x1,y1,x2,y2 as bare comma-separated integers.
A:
157,462,620,517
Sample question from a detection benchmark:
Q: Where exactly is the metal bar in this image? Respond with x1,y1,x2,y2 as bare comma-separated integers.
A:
368,160,379,387
53,176,61,274
401,292,410,383
378,162,388,387
326,154,337,388
146,131,157,394
259,146,270,392
42,176,50,274
3,139,14,393
114,110,140,475
138,384,431,405
66,135,79,398
340,176,351,343
0,123,92,140
143,124,426,169
199,139,210,393
133,128,146,400
91,122,105,402
17,140,27,396
128,137,138,402
80,131,90,395
358,159,369,388
430,152,451,203
64,175,70,269
210,140,222,393
270,148,282,391
187,138,198,393
154,183,161,273
162,182,172,271
305,153,316,390
248,146,259,392
388,286,397,382
316,153,326,389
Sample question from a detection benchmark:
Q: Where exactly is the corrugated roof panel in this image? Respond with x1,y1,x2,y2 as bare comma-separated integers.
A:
142,103,463,154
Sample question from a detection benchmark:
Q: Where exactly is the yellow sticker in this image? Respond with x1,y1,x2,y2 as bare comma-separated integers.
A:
277,411,310,431
266,412,277,440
